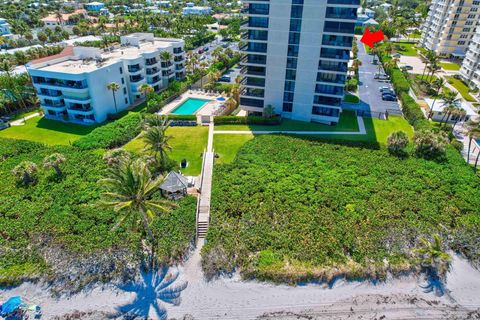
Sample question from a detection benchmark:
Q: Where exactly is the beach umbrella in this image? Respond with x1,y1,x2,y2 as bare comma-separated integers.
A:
216,97,226,101
1,296,22,313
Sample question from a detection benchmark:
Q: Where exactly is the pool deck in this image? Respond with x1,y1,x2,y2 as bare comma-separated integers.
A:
159,92,225,116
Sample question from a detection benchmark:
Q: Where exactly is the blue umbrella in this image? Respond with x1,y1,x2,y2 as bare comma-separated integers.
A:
1,296,22,313
216,97,226,101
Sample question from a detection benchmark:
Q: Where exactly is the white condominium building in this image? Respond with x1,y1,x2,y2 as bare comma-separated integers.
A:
26,33,185,124
240,0,358,125
460,26,480,89
420,0,480,58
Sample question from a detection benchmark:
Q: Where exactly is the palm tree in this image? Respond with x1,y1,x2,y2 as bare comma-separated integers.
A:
142,114,169,130
98,158,174,263
55,10,64,26
439,91,460,124
414,234,451,278
43,153,66,177
428,78,446,119
142,125,172,169
139,84,154,101
159,51,173,64
450,108,467,133
107,82,120,113
103,148,131,167
12,161,38,185
421,50,437,80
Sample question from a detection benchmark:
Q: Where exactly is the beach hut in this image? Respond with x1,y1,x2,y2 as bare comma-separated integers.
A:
160,171,188,199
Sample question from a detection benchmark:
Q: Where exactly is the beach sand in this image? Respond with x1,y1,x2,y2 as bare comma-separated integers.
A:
1,242,480,319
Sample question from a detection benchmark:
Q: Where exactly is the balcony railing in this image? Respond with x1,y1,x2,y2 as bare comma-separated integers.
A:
43,102,65,108
146,68,160,75
318,63,348,72
63,95,91,101
241,66,266,76
34,79,87,89
128,65,142,72
322,39,353,47
130,76,145,83
241,88,265,98
145,59,157,66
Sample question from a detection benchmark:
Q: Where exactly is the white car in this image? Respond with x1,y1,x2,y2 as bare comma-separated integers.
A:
379,86,392,92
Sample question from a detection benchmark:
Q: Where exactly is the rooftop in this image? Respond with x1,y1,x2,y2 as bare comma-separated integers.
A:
28,34,183,74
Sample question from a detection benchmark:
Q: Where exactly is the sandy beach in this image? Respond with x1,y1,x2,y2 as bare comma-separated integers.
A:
1,242,480,319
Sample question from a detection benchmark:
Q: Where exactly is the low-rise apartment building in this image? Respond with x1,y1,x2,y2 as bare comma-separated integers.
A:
460,26,480,89
182,3,212,15
240,0,358,125
420,0,480,58
26,33,185,124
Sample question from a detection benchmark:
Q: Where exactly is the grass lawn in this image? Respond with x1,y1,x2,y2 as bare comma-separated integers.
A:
124,126,209,176
445,76,477,102
393,42,418,56
0,116,98,145
408,33,421,39
8,109,41,121
440,62,461,71
213,116,414,164
344,94,360,103
214,110,359,132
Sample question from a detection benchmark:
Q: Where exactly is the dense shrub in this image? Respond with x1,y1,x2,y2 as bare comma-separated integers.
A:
0,138,196,287
73,113,142,150
399,92,430,130
390,69,411,94
167,114,197,121
413,129,449,160
203,135,480,282
387,131,409,155
214,116,281,125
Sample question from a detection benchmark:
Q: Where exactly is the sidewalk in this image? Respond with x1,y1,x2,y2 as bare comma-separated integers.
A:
9,113,40,126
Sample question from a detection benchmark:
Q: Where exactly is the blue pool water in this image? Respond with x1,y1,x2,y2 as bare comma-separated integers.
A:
171,98,210,115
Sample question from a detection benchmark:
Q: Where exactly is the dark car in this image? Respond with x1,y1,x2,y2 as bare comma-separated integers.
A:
198,48,204,54
203,46,209,52
382,94,397,101
400,65,413,71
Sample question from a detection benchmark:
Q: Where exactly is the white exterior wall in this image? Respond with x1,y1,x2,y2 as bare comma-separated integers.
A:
460,25,480,89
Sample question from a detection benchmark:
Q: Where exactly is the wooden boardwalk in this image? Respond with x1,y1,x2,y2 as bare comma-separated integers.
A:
196,119,214,239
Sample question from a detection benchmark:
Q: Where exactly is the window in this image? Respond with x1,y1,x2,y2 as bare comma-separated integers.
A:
125,98,128,104
284,81,295,92
289,19,302,32
287,45,299,57
291,5,303,18
286,69,296,80
286,57,297,68
458,40,466,45
123,87,127,94
289,32,301,45
121,78,125,84
284,92,294,102
283,102,293,112
119,67,123,74
312,106,340,117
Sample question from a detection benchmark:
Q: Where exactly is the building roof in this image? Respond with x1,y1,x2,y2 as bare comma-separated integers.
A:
160,171,188,193
363,18,379,25
425,98,477,116
41,9,87,23
29,46,74,65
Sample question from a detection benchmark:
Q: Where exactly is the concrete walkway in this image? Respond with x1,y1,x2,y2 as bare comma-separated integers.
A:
214,117,366,135
9,113,40,126
196,119,214,239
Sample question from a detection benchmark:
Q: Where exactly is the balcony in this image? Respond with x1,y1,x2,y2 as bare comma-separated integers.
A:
145,58,158,66
130,76,145,83
323,21,355,34
38,89,62,97
68,103,93,112
241,54,267,66
174,56,184,62
161,62,173,69
325,7,357,20
246,17,269,29
315,84,344,96
240,76,265,87
247,3,269,15
322,35,354,48
128,64,142,73
317,73,346,84
146,67,160,75
320,48,350,60
147,76,161,84
173,48,184,55
318,61,348,72
313,95,342,106
241,66,266,77
327,0,360,5
63,95,91,103
240,97,264,108
42,101,66,109
33,77,88,90
240,42,268,54
240,88,265,98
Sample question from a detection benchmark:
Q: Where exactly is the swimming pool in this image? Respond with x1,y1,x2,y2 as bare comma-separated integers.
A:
171,98,210,115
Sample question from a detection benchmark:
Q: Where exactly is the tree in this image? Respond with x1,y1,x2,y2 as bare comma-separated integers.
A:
413,130,448,159
142,124,172,171
450,108,466,133
159,51,173,63
427,78,446,119
98,158,174,263
12,161,38,185
107,82,120,113
139,84,154,102
263,104,275,119
43,153,66,177
466,125,480,165
103,148,131,167
37,32,48,45
387,131,409,155
142,114,169,130
414,234,451,279
439,91,461,125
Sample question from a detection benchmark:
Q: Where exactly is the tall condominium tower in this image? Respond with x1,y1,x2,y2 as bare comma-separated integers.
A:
240,0,358,124
420,0,480,58
460,25,480,89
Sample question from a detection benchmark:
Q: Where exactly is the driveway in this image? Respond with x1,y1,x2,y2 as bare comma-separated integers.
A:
398,55,425,75
343,38,401,116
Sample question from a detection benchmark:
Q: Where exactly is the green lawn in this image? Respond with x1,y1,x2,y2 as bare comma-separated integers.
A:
393,42,418,56
344,94,360,103
440,62,461,71
124,126,209,176
445,76,477,102
214,110,359,132
213,116,414,164
408,33,421,39
8,109,41,121
0,116,99,145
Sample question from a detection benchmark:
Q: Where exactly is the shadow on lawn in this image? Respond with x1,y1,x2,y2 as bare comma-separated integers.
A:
35,117,99,135
116,267,188,320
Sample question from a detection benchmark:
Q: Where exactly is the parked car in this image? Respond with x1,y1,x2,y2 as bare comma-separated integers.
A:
379,86,393,93
198,48,204,54
374,73,389,80
222,43,229,48
400,65,413,71
0,116,11,122
218,76,231,82
382,93,397,101
203,46,209,52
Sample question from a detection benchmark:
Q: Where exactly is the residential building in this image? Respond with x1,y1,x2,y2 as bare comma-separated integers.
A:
460,25,480,89
41,9,88,28
182,3,212,15
84,1,105,11
420,0,480,58
26,33,185,124
425,98,476,123
240,0,358,124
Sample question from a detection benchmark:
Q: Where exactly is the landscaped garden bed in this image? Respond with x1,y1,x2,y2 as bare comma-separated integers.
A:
203,135,480,283
445,76,477,102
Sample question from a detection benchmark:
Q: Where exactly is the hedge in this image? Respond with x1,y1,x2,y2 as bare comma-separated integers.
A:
73,113,142,150
214,116,281,125
167,114,197,121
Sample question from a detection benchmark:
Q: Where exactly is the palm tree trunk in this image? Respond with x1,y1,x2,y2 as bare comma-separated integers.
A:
467,137,472,163
54,165,62,177
440,111,448,124
475,151,480,170
421,64,428,80
112,91,118,113
140,209,155,268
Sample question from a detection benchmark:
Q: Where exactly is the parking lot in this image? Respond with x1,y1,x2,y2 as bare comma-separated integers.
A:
345,38,402,116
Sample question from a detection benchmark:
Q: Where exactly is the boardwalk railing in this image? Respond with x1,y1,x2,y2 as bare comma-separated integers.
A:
195,148,207,242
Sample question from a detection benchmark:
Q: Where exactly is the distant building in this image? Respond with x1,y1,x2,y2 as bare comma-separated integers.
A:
425,98,476,123
362,18,379,27
26,33,186,124
357,7,375,18
182,3,212,16
460,26,480,89
84,1,105,11
41,9,88,28
420,0,480,58
0,18,12,37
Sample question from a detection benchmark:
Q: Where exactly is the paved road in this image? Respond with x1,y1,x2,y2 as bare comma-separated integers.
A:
344,38,401,116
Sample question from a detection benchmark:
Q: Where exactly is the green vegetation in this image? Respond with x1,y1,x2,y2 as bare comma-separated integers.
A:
203,135,480,282
445,76,477,102
0,116,98,145
344,94,360,104
124,126,209,176
393,42,418,56
440,62,461,71
0,138,196,287
213,134,255,165
214,110,359,132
